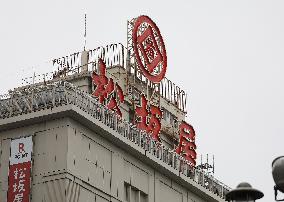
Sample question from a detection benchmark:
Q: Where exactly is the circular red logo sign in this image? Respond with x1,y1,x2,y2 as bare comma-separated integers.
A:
132,16,167,83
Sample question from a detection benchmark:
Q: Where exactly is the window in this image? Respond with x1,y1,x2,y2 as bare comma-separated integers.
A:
124,183,148,202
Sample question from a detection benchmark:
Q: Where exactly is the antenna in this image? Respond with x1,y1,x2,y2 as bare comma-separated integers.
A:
32,67,36,84
213,155,215,174
206,154,208,165
197,154,215,175
84,13,87,51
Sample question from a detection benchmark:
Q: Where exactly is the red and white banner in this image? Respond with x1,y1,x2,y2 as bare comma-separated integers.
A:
7,136,33,202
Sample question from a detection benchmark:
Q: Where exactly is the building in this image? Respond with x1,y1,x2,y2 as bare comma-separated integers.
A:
0,16,230,202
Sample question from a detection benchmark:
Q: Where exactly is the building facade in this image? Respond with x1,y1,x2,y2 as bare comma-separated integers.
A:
0,16,230,202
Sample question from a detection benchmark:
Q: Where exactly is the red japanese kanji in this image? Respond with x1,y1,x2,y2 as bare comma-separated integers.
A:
137,26,163,74
176,121,197,166
92,59,114,104
132,15,167,83
135,95,162,141
8,162,31,202
107,84,124,117
92,59,124,117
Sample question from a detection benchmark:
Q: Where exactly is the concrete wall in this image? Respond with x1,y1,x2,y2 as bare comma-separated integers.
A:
0,116,218,202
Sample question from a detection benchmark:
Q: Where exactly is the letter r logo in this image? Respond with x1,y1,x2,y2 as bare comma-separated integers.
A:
18,143,25,153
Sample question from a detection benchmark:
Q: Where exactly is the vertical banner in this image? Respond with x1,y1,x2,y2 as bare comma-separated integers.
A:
7,136,33,202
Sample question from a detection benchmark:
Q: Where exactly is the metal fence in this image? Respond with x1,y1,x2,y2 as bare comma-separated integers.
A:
0,81,230,199
22,43,188,112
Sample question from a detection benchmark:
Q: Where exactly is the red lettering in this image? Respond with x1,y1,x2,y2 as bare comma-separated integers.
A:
135,95,162,141
176,121,196,166
92,59,125,117
18,143,25,153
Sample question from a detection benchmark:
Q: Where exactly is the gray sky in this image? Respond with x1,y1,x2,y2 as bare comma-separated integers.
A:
1,0,283,201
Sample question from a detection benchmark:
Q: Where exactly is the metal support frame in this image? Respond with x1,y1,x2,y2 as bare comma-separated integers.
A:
275,186,284,201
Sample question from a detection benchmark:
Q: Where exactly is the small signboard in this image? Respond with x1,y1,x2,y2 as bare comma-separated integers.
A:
7,136,33,202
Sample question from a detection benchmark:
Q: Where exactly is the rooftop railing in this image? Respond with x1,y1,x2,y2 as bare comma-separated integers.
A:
21,43,187,112
0,81,230,199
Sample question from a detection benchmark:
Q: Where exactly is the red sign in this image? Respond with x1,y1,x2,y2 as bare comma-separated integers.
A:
132,15,167,83
176,122,196,166
92,59,125,117
90,16,196,167
135,95,162,141
8,136,33,202
8,162,31,202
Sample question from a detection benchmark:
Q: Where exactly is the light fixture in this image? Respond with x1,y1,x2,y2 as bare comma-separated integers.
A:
272,156,284,201
225,182,264,202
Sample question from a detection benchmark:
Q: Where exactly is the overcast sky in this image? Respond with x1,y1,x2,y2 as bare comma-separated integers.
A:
1,0,284,201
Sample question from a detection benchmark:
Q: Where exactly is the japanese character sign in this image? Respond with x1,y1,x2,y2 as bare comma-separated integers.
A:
132,15,167,83
8,136,32,202
176,121,197,166
135,94,162,141
92,59,125,117
8,164,31,202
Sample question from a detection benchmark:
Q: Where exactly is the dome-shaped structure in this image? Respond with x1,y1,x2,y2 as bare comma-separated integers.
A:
272,156,284,193
225,182,264,201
